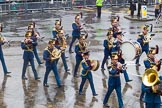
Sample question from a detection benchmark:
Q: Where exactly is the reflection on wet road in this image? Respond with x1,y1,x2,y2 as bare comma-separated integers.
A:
0,6,162,108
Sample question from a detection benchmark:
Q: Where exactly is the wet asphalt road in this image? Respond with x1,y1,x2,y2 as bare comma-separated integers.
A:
0,6,162,108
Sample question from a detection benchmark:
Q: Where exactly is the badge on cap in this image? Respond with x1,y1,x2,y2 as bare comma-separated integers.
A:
83,50,90,56
111,52,118,60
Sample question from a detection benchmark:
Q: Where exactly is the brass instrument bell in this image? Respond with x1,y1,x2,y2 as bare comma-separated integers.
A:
142,68,159,87
25,31,32,37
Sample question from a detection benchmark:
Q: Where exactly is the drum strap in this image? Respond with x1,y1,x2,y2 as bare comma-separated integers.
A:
81,70,89,76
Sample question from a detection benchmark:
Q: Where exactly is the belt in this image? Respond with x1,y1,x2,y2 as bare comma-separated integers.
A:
109,74,120,77
24,50,33,52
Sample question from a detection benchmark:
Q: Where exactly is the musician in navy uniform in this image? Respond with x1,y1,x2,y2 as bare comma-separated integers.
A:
55,30,70,73
111,17,120,38
135,25,150,66
103,52,124,108
79,51,98,96
73,34,88,77
101,28,114,70
69,14,83,53
0,23,11,76
21,31,40,80
111,31,132,83
52,20,62,38
143,78,162,108
140,47,161,101
43,39,62,87
142,47,162,108
28,23,43,65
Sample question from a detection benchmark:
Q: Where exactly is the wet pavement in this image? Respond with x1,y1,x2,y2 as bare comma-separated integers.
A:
0,6,162,108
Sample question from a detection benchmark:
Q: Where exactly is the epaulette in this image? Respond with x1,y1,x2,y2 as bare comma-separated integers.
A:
53,28,56,31
144,58,148,61
81,59,86,63
21,40,25,43
44,47,48,50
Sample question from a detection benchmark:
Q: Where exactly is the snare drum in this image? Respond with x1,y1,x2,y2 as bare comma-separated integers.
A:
91,60,100,71
120,41,142,61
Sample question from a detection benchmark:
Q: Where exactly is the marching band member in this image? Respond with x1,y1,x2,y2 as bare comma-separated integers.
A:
135,25,150,66
0,23,11,76
101,28,114,70
52,20,62,38
111,17,120,38
73,34,88,77
28,23,43,65
143,79,162,108
21,31,40,80
43,39,62,87
103,52,124,108
55,30,70,73
69,14,83,53
140,47,161,101
112,30,132,83
142,47,162,108
79,51,98,96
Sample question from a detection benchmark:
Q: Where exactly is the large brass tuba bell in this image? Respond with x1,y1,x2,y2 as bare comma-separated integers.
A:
142,68,159,87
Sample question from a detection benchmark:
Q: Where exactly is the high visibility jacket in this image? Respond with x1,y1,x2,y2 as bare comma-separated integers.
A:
155,0,161,4
96,0,103,6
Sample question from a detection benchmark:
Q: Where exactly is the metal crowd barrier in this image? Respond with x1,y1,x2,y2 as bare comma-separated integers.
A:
0,1,72,13
0,0,156,14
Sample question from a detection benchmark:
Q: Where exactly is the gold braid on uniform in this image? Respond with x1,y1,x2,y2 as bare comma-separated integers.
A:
81,59,92,76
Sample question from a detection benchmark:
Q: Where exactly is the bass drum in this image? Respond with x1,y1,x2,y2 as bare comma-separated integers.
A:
120,41,142,61
91,60,100,71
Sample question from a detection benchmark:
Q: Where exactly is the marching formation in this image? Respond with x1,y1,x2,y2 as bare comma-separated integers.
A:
0,12,162,108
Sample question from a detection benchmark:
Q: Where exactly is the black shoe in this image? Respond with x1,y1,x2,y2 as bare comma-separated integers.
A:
66,72,71,75
58,84,64,88
103,103,110,107
43,84,49,87
39,62,43,65
6,72,11,74
101,68,105,71
126,79,133,82
136,64,141,66
35,77,41,80
22,77,28,80
93,94,98,96
66,69,70,72
79,92,84,95
74,74,80,78
69,51,74,53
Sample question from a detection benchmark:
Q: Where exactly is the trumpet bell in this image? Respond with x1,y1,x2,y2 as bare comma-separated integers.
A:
142,69,159,87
